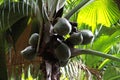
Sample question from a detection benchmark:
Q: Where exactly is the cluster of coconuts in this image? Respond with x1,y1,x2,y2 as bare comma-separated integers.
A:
21,33,39,60
20,17,94,67
52,18,94,66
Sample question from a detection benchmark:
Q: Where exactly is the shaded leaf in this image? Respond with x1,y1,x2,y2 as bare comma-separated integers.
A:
5,17,29,49
114,0,120,10
0,33,8,80
0,1,36,31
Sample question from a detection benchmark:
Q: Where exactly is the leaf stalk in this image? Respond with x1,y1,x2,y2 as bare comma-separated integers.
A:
71,49,120,62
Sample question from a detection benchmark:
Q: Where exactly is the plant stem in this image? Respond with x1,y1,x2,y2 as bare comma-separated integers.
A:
0,32,8,80
64,0,92,19
71,49,120,62
36,0,44,53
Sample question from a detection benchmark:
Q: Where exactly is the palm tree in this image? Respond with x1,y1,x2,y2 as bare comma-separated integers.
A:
0,0,120,80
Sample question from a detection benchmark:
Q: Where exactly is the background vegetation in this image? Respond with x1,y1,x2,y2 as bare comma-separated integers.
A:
61,0,120,80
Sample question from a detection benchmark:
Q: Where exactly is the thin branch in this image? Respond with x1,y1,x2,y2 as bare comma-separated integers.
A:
71,49,120,62
64,0,93,19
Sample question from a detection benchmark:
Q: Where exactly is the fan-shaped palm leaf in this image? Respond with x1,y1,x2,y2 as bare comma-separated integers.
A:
77,0,120,31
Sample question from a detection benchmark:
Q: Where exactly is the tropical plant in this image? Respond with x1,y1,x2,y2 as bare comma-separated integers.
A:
0,0,120,80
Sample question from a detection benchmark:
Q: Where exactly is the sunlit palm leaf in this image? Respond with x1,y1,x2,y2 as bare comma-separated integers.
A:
0,0,3,5
77,0,120,31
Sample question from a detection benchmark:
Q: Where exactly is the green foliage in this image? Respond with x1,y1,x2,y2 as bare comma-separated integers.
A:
64,0,120,79
77,0,120,32
0,0,3,5
103,66,120,80
93,30,120,52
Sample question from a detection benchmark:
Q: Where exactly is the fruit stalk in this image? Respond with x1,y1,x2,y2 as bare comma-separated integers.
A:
71,49,120,62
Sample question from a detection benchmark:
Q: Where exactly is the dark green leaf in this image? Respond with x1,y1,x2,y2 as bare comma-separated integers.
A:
0,33,8,80
0,1,36,31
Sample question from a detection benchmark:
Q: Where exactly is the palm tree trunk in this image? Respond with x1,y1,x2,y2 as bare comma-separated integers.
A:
0,32,8,80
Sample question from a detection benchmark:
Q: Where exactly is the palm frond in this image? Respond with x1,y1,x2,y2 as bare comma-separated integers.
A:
77,0,120,32
0,0,39,31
